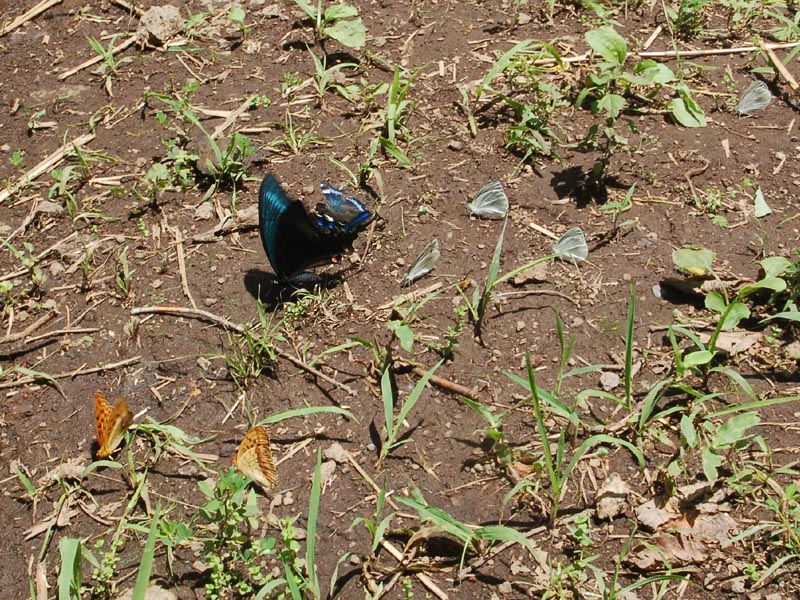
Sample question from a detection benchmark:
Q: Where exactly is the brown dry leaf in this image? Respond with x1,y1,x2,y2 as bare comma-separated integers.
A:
687,512,739,544
697,330,763,355
24,507,80,540
635,496,680,530
35,562,48,600
627,532,707,570
595,473,631,520
630,481,740,571
512,261,549,286
37,458,87,487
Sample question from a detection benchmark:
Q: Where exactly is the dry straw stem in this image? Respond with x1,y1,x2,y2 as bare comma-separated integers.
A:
378,538,449,600
528,40,800,67
0,312,57,345
130,305,356,395
0,356,140,390
0,0,63,37
0,133,95,204
211,95,256,140
397,360,479,401
761,43,799,93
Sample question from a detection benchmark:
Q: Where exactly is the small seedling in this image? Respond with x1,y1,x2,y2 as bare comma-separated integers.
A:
292,0,367,49
377,360,442,469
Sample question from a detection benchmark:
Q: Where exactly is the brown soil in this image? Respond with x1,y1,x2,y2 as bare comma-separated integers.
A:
1,1,799,599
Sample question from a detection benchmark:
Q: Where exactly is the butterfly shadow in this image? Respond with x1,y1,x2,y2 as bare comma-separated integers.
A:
242,268,349,306
550,164,628,207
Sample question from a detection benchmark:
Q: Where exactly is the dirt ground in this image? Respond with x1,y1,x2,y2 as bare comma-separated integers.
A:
1,0,799,598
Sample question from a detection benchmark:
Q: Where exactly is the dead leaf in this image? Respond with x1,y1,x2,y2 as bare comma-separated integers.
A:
635,496,680,530
627,532,707,570
512,261,549,286
697,330,762,355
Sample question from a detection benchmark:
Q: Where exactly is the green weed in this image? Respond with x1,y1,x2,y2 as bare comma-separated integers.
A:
376,359,442,469
291,0,367,49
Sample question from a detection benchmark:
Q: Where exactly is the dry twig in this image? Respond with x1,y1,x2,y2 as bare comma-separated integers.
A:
0,134,95,204
0,356,140,390
0,0,63,37
130,305,356,395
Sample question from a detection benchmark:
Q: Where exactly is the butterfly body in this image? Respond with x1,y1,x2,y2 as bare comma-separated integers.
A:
234,425,277,490
259,174,362,280
316,182,372,233
94,391,133,458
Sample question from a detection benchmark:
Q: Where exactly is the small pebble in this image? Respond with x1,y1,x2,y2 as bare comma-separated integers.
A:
448,140,463,151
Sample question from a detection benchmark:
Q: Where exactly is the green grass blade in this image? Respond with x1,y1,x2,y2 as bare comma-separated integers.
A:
397,359,442,426
261,405,356,425
380,367,395,442
623,283,635,410
306,449,322,599
132,506,161,600
57,538,82,600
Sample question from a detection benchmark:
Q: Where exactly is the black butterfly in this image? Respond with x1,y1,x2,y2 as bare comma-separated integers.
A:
258,174,368,281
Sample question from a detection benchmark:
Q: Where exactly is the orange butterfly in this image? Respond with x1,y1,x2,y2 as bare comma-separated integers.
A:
234,425,278,490
94,391,134,458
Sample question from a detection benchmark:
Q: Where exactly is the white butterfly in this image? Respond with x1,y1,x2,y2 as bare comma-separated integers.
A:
468,180,509,219
553,227,588,261
736,81,771,116
402,239,440,287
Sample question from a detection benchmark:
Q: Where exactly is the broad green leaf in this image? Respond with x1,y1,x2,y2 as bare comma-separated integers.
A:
684,350,714,368
740,276,787,297
292,0,317,20
132,507,161,600
585,27,627,65
58,538,82,600
669,96,707,128
713,412,760,447
705,290,727,314
388,320,414,353
596,93,626,119
761,256,791,278
632,59,675,84
672,246,715,275
680,414,697,449
719,301,750,330
324,17,366,49
325,4,359,19
702,447,722,486
227,6,246,23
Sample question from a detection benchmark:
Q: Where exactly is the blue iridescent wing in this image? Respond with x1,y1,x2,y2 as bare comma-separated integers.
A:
315,182,372,234
259,174,360,279
258,174,292,275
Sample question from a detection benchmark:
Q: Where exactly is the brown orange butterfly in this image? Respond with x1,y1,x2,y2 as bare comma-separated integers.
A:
94,391,134,458
233,425,278,490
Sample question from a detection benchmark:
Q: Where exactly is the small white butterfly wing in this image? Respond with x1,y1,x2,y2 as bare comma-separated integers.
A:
553,227,588,261
468,180,509,219
736,81,771,116
402,240,440,286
